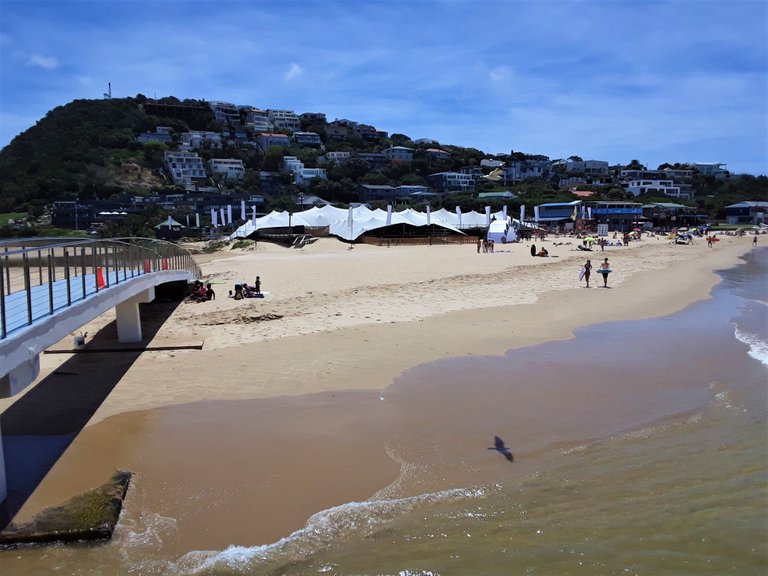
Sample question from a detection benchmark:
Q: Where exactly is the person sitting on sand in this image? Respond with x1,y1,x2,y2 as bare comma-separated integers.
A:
233,284,244,300
197,283,215,302
537,248,549,257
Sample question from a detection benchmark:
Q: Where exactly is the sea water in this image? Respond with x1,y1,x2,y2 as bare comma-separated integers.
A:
1,249,766,575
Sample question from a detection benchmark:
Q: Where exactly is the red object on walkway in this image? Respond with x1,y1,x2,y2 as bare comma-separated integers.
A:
144,260,151,273
96,267,106,289
162,258,168,270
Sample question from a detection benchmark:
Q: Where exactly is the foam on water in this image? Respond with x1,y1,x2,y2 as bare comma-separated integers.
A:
174,487,488,575
734,326,768,366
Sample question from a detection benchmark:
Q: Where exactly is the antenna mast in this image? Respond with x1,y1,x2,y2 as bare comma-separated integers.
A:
103,82,112,99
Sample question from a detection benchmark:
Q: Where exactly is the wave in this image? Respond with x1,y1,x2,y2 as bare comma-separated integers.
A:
734,326,768,366
173,486,488,575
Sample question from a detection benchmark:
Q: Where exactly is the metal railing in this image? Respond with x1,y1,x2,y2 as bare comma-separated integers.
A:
0,237,202,340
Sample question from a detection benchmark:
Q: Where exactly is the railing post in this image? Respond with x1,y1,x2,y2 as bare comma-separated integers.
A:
23,252,32,326
0,256,6,339
37,249,43,286
50,247,57,282
4,246,9,290
64,249,71,306
105,244,111,287
80,247,87,300
47,253,54,315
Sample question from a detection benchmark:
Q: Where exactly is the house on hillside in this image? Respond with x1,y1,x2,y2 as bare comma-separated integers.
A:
427,172,476,193
164,151,208,189
257,133,291,152
383,146,414,163
208,158,245,182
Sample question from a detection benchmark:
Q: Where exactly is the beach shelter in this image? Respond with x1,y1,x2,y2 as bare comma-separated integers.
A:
486,218,517,244
154,216,183,230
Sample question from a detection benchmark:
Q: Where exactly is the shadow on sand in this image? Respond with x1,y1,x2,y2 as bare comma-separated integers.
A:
0,295,184,531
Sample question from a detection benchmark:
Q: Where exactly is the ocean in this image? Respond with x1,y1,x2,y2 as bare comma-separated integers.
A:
1,248,766,575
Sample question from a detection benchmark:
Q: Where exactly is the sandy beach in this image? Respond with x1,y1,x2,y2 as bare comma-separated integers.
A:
0,233,758,558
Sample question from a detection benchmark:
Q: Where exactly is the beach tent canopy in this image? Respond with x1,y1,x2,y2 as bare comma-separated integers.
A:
228,205,483,241
154,217,184,229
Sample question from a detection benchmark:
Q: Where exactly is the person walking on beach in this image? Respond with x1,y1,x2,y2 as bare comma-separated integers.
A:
753,235,758,247
582,259,592,288
598,258,611,287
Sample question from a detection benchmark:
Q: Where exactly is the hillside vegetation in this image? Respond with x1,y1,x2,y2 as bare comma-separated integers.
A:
0,96,765,220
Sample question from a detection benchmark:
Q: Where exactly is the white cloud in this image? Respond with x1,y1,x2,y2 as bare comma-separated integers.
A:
26,54,58,70
284,62,304,81
488,65,512,83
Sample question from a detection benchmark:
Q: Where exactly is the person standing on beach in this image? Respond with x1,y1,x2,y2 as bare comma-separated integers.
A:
753,235,758,247
598,258,610,287
255,276,261,294
583,259,592,288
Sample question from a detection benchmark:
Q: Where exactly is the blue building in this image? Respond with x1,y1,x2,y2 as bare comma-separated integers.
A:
590,201,644,231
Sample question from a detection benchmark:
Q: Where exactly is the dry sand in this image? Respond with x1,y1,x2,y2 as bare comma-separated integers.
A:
0,233,755,549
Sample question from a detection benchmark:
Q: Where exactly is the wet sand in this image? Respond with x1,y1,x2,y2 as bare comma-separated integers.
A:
0,235,756,552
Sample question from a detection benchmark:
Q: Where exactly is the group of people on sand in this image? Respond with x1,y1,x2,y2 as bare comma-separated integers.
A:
582,258,611,288
477,237,495,253
231,276,263,300
189,280,215,303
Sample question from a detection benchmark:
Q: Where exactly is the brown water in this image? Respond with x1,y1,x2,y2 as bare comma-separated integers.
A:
1,250,766,575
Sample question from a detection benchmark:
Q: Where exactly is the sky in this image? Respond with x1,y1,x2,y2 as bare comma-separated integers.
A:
1,0,766,175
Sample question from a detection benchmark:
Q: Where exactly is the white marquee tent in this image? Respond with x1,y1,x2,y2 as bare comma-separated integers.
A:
228,205,526,242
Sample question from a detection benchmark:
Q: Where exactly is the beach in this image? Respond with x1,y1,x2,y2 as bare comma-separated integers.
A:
0,234,765,575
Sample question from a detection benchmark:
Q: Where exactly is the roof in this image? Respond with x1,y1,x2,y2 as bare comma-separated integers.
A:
538,201,580,208
726,201,768,208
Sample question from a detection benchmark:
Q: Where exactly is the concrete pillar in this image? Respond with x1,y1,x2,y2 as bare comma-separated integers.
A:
0,355,40,399
115,288,154,344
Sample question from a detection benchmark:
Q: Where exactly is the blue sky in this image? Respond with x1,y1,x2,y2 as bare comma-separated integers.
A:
1,0,766,175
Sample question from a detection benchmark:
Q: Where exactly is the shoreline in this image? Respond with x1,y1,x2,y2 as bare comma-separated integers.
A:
0,236,755,550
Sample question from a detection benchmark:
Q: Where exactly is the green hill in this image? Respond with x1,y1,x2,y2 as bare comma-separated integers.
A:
0,97,215,214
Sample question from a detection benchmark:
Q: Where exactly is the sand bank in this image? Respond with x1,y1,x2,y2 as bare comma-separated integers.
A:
1,234,755,550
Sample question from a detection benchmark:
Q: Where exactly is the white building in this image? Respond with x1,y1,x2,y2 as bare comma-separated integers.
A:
503,160,551,184
244,108,272,133
282,156,327,186
164,151,208,189
180,131,222,150
692,162,728,178
383,146,414,163
267,109,301,132
625,179,682,198
325,151,351,164
208,158,245,181
209,101,240,125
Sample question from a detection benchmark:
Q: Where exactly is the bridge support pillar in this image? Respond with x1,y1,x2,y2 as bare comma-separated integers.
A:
115,287,155,344
0,354,41,399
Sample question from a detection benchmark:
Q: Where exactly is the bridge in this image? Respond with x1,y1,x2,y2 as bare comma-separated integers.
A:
0,237,202,510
